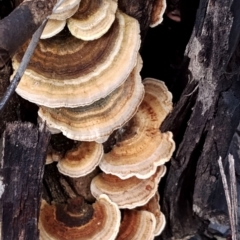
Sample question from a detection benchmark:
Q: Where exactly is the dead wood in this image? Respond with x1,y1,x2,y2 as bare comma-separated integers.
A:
160,0,240,238
0,122,50,240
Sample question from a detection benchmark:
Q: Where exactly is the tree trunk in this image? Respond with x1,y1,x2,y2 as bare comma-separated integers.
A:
160,0,240,238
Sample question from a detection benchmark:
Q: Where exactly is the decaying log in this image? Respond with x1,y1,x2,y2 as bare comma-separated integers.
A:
160,0,240,238
0,0,58,68
0,122,50,239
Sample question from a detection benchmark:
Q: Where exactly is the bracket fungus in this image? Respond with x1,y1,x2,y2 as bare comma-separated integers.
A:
142,78,173,127
57,141,103,178
39,194,120,240
67,0,118,40
137,192,166,236
100,78,175,179
90,166,166,209
12,11,140,108
49,0,81,20
100,130,174,179
41,19,66,39
150,0,167,27
116,210,156,240
38,57,144,142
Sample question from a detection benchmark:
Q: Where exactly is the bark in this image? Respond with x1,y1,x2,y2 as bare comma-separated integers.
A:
160,0,240,238
0,122,50,240
0,0,58,68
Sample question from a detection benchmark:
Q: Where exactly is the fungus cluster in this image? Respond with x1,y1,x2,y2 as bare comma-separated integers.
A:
12,0,172,239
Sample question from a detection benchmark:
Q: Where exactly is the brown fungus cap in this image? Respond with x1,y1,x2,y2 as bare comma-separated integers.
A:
49,0,81,20
57,141,103,178
137,192,166,236
90,166,166,209
12,11,140,108
142,78,173,128
38,56,144,142
39,194,120,240
100,131,175,179
116,210,156,240
41,19,66,39
67,0,117,40
99,78,175,179
150,0,166,27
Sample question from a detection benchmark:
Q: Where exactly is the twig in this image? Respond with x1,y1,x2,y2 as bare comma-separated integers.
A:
218,155,238,240
229,154,238,240
0,0,65,113
218,157,234,236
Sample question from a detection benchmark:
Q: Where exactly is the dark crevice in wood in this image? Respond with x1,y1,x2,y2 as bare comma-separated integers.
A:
43,164,69,204
50,133,76,154
17,98,39,125
161,79,198,149
0,0,14,20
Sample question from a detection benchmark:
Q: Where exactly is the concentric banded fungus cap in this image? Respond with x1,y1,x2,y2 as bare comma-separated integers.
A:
137,192,166,236
41,19,66,39
100,129,175,179
39,194,120,240
38,56,144,142
49,0,81,20
150,0,166,27
67,0,117,40
116,210,156,240
50,4,80,20
99,78,174,179
13,11,140,108
143,78,173,128
90,166,166,209
53,0,81,14
57,141,103,178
